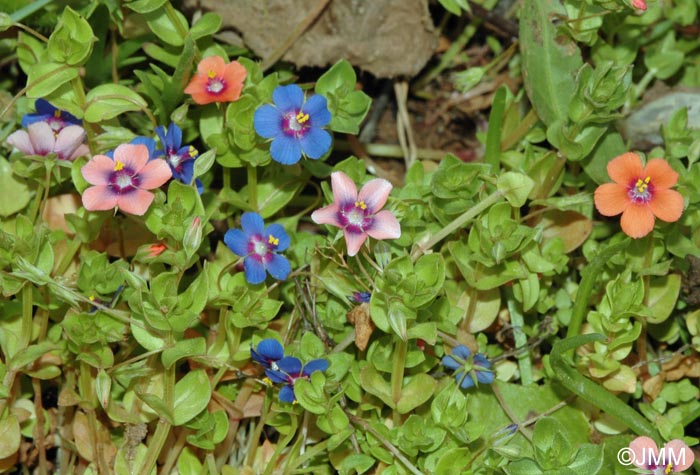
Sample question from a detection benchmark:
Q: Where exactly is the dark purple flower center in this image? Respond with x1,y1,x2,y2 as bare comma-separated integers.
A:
338,200,373,234
109,161,140,194
627,176,653,204
247,233,280,263
282,110,311,138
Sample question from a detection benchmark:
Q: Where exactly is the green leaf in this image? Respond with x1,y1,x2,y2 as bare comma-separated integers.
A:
173,369,211,426
646,274,681,324
190,12,222,40
26,63,79,98
0,415,20,458
84,84,148,122
145,8,188,47
520,0,582,126
397,374,437,413
162,337,206,369
497,172,535,207
193,149,216,179
254,172,305,218
294,372,328,415
315,59,371,134
46,7,95,66
0,158,31,217
125,0,166,13
9,341,59,371
359,365,394,409
337,454,375,475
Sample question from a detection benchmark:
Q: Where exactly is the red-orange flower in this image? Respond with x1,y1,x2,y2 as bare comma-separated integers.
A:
594,152,684,238
184,56,246,105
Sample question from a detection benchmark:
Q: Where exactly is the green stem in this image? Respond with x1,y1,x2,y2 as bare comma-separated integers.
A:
411,190,503,260
247,164,258,212
484,86,507,169
55,238,82,276
505,288,532,385
163,0,190,39
27,182,45,225
10,0,54,22
391,337,408,419
21,284,33,348
500,108,539,151
138,419,172,475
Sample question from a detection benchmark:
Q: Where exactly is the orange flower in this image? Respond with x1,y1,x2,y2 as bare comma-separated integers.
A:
594,152,684,238
184,56,246,105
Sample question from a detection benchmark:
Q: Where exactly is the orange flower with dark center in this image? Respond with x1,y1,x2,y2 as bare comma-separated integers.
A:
184,56,246,105
594,152,684,238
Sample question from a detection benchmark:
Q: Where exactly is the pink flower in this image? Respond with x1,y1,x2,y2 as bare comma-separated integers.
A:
629,436,694,474
6,121,89,160
632,0,647,10
81,143,172,216
311,171,401,256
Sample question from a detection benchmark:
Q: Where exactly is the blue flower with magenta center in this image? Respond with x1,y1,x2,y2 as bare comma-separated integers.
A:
22,99,82,132
265,356,329,403
251,338,285,369
224,212,291,284
155,123,199,185
442,345,495,389
253,84,332,165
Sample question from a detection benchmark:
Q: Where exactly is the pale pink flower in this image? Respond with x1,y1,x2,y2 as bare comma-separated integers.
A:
632,0,647,10
311,171,401,256
6,121,89,160
81,143,172,216
629,436,694,474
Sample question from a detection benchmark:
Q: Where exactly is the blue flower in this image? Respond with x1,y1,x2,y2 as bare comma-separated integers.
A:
223,212,291,284
442,345,494,389
349,291,371,303
251,339,285,369
155,123,199,184
106,136,158,160
22,99,82,133
253,84,332,165
265,356,329,403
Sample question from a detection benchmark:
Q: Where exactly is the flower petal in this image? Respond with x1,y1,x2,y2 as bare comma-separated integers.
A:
311,203,342,228
273,84,305,112
54,125,86,160
644,158,679,190
6,130,34,155
27,122,55,155
254,104,284,138
251,339,284,364
620,204,655,238
299,127,332,159
358,178,393,213
270,135,303,165
82,155,116,186
366,210,401,240
331,171,358,205
82,186,117,211
276,356,303,376
218,61,246,102
116,189,155,216
184,76,214,105
196,55,225,76
607,152,643,185
265,224,290,251
457,371,475,389
244,256,266,284
303,94,332,127
473,354,492,369
475,369,495,385
664,440,694,471
69,144,90,160
224,229,249,257
278,385,296,403
649,188,684,223
303,359,329,376
629,436,658,469
241,212,265,236
138,159,172,190
441,355,461,371
131,136,157,159
453,345,472,360
344,229,368,257
113,143,149,172
265,254,291,281
594,183,629,217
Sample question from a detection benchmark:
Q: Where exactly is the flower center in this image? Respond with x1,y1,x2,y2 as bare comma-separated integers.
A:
109,161,139,193
628,176,652,203
168,153,182,168
206,71,226,94
283,110,310,136
338,201,373,234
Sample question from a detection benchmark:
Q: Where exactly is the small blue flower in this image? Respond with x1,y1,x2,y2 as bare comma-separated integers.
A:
349,291,371,303
251,339,285,369
254,84,332,165
105,136,158,160
224,212,291,285
442,345,494,389
265,356,329,403
22,99,82,132
155,123,199,185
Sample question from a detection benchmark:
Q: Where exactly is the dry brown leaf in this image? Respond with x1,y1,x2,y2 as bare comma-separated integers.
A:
347,303,374,351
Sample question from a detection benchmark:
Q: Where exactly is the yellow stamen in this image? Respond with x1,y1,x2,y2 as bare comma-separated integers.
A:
262,377,273,387
88,295,95,302
189,145,198,158
268,235,279,246
665,463,673,474
207,70,217,78
355,200,367,210
296,111,310,124
54,110,61,118
635,176,651,193
114,161,125,171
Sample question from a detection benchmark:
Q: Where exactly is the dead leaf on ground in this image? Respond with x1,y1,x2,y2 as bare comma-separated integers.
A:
347,303,374,351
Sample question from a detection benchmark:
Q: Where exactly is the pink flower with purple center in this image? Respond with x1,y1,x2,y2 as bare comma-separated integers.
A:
6,121,89,161
311,171,401,256
81,143,172,216
253,84,332,165
223,212,291,284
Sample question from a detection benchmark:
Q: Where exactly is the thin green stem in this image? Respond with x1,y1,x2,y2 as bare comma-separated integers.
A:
505,288,532,385
391,337,408,422
138,419,172,475
55,239,82,276
411,190,503,260
247,164,258,211
21,284,33,348
163,0,190,39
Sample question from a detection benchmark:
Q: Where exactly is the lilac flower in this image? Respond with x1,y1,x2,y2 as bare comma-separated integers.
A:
253,84,332,165
265,356,329,403
251,339,285,369
311,171,401,256
6,121,89,161
155,123,199,185
22,99,81,133
442,345,495,389
223,212,291,284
